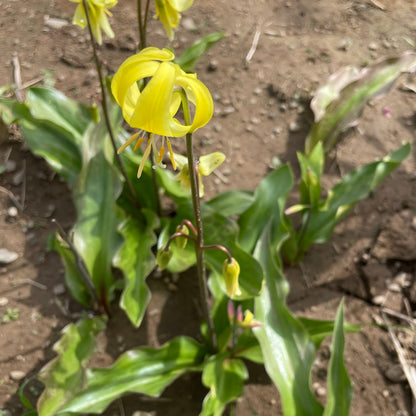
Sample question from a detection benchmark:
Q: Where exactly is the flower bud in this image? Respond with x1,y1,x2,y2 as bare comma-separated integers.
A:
222,257,241,298
175,224,189,249
240,310,262,328
156,246,173,270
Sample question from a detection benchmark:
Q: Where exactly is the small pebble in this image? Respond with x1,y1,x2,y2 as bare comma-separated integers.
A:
250,117,261,125
53,284,66,296
289,121,301,132
212,123,222,132
207,60,218,72
0,297,8,306
221,106,235,116
394,272,412,288
368,42,378,51
384,364,406,383
43,16,68,29
181,17,196,31
0,249,18,265
387,282,401,293
10,370,26,381
5,160,16,173
7,206,18,218
253,87,262,96
372,295,386,306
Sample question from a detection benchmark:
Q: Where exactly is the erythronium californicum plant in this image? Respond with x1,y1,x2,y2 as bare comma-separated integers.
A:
155,0,194,40
111,47,214,177
70,0,117,44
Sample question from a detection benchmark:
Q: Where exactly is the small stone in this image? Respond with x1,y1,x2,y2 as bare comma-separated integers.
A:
181,17,196,31
5,160,16,173
207,59,218,72
273,126,282,135
44,16,68,30
250,117,261,125
221,106,235,116
10,370,25,381
245,125,253,132
368,42,378,51
253,87,262,96
387,282,401,293
338,39,352,51
289,121,301,132
0,297,8,306
0,249,18,265
372,295,386,305
12,169,25,186
268,112,276,120
316,386,326,397
289,100,298,109
7,206,18,218
394,272,412,288
411,216,416,231
53,284,66,296
212,123,222,132
382,389,390,398
279,103,287,112
269,399,276,405
116,335,124,344
384,364,406,383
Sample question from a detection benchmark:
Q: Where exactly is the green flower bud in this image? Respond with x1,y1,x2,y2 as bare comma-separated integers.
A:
175,224,189,249
90,102,101,123
222,257,241,298
156,246,173,270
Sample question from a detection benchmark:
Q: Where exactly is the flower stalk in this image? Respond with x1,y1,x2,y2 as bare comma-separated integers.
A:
181,93,217,351
81,0,140,210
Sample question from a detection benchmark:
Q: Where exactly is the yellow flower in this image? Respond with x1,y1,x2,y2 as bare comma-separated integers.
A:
111,47,214,178
70,0,117,45
155,0,194,41
174,152,225,197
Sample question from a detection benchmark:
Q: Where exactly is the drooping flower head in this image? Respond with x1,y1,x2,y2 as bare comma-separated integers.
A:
111,47,214,177
70,0,117,45
155,0,194,41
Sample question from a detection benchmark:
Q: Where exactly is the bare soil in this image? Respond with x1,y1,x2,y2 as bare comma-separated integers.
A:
1,0,416,415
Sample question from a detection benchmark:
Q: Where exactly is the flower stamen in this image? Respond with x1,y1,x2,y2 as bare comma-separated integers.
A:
167,139,176,170
158,146,165,163
137,135,153,178
117,132,140,154
133,136,144,152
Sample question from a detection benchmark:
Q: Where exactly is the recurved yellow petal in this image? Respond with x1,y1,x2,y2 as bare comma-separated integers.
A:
199,152,226,176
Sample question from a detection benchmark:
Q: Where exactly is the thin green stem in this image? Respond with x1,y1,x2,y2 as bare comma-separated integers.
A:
180,91,217,351
82,0,140,210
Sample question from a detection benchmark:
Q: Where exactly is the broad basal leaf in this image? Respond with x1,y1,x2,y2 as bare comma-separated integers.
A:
201,353,248,415
59,337,207,414
37,316,106,416
238,165,293,253
72,119,123,307
253,223,323,416
305,51,416,154
114,210,159,327
323,300,353,416
299,142,411,252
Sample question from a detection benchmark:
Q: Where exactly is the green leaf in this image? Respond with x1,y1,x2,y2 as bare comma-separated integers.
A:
299,142,411,252
238,165,293,253
305,51,416,154
114,210,159,327
175,32,225,73
26,87,91,143
72,119,123,306
51,234,92,307
0,99,82,185
200,391,226,416
206,190,254,217
297,142,324,207
59,337,208,414
323,300,353,416
37,316,106,416
234,331,264,364
299,317,360,350
202,353,248,412
253,223,323,416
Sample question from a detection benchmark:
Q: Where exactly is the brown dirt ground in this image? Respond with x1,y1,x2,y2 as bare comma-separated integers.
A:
1,0,416,415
